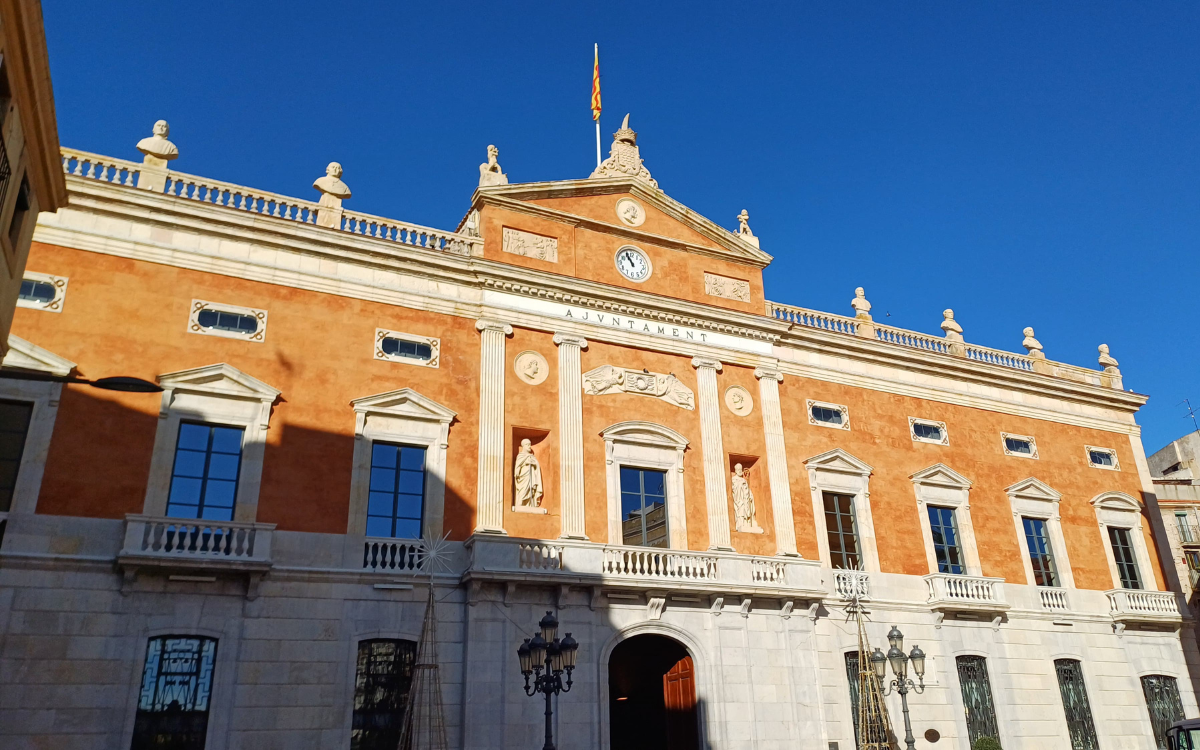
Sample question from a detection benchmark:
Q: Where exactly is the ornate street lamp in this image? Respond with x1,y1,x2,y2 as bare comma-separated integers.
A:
517,611,579,750
876,625,926,750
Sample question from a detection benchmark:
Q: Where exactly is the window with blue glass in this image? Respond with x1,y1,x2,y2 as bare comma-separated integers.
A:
928,505,965,574
18,279,54,304
620,467,668,547
1022,516,1059,587
167,423,244,520
1108,526,1142,590
131,636,218,750
366,443,426,539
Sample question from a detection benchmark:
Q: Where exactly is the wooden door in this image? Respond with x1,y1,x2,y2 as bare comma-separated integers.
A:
662,655,698,750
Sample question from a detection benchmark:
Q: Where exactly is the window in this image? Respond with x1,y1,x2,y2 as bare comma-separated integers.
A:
956,656,1001,748
620,467,668,547
1109,526,1143,589
928,506,965,574
197,308,258,334
1022,517,1059,587
910,418,949,445
808,400,849,429
824,492,861,570
18,279,53,304
366,443,426,539
0,400,31,513
1086,446,1119,471
166,423,244,521
131,636,218,750
15,271,67,312
1055,659,1099,750
1142,675,1184,750
6,177,29,251
1001,432,1038,459
188,300,267,342
845,651,862,746
374,328,440,367
352,639,416,750
1176,513,1196,544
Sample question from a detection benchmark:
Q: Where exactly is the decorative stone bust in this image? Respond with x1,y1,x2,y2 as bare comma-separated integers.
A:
1098,344,1120,373
513,438,544,509
478,145,509,187
940,309,963,341
313,162,352,202
1021,327,1044,359
136,120,179,165
851,287,872,321
731,463,761,533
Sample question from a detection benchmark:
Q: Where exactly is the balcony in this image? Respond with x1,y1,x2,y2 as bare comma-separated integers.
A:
923,573,1009,615
1037,586,1070,613
1105,589,1182,629
117,514,275,597
1178,523,1200,547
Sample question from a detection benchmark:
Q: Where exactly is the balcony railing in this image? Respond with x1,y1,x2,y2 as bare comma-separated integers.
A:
924,573,1009,612
834,569,871,601
1177,523,1200,545
119,515,274,568
1106,589,1181,625
1038,586,1070,612
601,547,718,582
363,537,427,572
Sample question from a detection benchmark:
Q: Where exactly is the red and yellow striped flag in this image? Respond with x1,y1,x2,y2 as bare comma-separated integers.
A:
591,44,602,121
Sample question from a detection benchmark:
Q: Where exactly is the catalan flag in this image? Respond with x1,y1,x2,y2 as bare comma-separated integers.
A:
591,44,602,121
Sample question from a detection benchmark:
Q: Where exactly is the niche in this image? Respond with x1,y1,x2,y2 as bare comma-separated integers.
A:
728,453,764,534
511,427,551,514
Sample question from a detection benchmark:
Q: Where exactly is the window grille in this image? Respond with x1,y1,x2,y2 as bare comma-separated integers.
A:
131,636,218,750
956,656,1001,747
0,400,32,513
824,492,860,570
928,505,965,574
366,443,426,539
1141,674,1184,750
1054,659,1099,750
352,639,417,750
844,651,861,746
167,423,244,521
619,467,668,547
1108,526,1142,589
1022,517,1058,587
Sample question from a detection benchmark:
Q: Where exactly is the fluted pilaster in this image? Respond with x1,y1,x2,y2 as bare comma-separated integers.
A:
755,366,798,556
692,357,732,551
554,333,589,539
474,319,513,534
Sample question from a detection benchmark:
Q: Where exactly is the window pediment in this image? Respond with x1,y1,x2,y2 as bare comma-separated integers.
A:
1005,477,1062,502
2,335,76,376
910,463,972,489
1090,491,1140,513
158,363,281,405
351,388,456,432
804,448,872,477
600,420,688,450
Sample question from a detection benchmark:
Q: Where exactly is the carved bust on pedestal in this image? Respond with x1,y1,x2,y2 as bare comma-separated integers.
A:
731,463,762,533
313,162,352,203
513,439,544,512
851,287,872,321
1022,327,1045,359
136,120,179,167
478,145,509,187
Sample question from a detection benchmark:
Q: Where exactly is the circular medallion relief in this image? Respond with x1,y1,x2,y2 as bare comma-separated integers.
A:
614,246,652,282
513,351,549,385
615,197,646,227
923,729,941,743
724,385,754,416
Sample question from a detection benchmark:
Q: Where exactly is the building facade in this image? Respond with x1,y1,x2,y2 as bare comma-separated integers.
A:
1149,432,1200,602
0,117,1195,750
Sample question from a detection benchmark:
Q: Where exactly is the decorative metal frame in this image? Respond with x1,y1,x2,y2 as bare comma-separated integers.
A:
1055,658,1099,750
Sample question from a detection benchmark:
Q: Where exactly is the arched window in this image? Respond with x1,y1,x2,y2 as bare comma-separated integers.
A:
1141,675,1184,750
956,655,1000,746
352,638,417,750
131,636,218,750
1054,659,1098,750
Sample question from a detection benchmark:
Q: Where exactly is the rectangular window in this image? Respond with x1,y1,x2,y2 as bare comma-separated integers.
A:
0,400,32,513
131,636,218,750
352,639,417,750
1022,517,1059,587
927,505,965,574
620,467,668,547
1108,526,1143,589
1055,659,1099,750
1141,675,1184,750
824,492,861,570
956,656,1001,747
844,651,861,746
366,443,426,539
1177,512,1196,544
167,423,244,521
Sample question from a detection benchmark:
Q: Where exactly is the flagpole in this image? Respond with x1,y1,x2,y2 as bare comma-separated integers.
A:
594,43,601,168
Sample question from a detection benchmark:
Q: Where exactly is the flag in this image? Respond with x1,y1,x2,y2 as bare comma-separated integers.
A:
591,44,602,121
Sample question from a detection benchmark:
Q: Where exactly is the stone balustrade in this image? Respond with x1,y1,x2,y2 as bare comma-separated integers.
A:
61,149,141,187
1105,589,1182,626
339,208,478,256
766,301,859,335
1038,586,1070,612
874,324,951,355
924,573,1009,613
363,537,427,572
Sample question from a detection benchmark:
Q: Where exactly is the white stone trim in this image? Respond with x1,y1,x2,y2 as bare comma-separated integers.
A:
143,364,280,522
755,366,797,556
554,333,588,539
804,448,879,571
600,421,689,549
1084,445,1120,471
1006,477,1075,589
908,417,949,446
692,357,732,550
1091,491,1157,591
187,299,267,342
474,319,512,534
807,399,850,430
1001,431,1038,459
910,464,981,576
373,328,440,368
347,388,455,539
14,270,67,312
3,335,76,376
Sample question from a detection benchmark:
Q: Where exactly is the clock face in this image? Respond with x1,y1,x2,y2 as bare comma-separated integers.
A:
615,246,651,281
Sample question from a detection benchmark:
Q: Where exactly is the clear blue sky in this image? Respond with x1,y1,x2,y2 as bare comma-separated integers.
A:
44,1,1200,453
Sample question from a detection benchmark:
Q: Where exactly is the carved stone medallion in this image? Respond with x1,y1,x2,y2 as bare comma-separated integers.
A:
615,197,646,227
724,385,753,416
513,350,549,385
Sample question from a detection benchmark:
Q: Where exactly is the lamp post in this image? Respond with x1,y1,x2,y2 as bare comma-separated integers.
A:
517,611,579,750
0,370,162,392
871,625,926,750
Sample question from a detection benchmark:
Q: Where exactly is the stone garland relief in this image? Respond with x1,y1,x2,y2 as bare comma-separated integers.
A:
502,227,558,262
513,350,549,385
703,272,752,303
731,463,762,533
724,385,753,416
582,364,695,410
513,438,546,514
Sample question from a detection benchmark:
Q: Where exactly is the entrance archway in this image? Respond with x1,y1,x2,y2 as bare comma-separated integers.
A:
608,634,699,750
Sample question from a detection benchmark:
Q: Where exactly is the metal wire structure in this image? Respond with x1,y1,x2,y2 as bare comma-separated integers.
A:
396,536,451,750
848,595,896,750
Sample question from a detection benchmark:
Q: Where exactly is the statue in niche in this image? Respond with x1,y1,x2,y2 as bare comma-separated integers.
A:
731,463,761,532
513,438,544,509
479,145,509,187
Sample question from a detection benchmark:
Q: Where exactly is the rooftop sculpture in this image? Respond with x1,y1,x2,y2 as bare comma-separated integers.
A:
313,162,351,228
135,120,178,192
590,114,658,188
479,145,509,187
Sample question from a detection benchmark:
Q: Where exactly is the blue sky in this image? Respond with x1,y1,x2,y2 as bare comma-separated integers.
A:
45,1,1200,452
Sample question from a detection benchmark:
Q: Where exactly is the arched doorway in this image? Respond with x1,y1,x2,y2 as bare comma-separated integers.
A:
608,634,699,750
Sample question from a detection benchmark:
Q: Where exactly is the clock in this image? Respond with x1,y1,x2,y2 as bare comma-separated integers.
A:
614,246,652,282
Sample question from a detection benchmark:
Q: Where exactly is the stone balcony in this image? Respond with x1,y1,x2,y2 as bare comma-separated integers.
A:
923,573,1009,615
1105,589,1183,630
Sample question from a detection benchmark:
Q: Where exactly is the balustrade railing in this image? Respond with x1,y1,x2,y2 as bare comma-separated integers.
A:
120,515,273,566
363,537,427,572
964,344,1034,371
339,209,476,256
1106,589,1179,618
924,574,1007,608
874,325,950,354
519,542,565,571
601,546,717,581
750,558,787,585
834,569,871,600
62,149,141,187
766,301,858,335
164,171,320,224
1038,587,1070,611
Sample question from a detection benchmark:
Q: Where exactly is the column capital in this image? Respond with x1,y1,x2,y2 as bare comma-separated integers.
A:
691,356,723,372
553,332,589,349
475,319,513,335
754,366,783,383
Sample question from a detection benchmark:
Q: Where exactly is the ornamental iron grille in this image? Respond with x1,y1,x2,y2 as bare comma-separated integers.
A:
131,636,218,750
824,492,861,570
619,467,669,548
844,651,862,746
351,638,417,750
956,655,1001,747
1054,659,1099,750
928,505,965,574
1108,526,1143,589
1141,674,1184,750
1022,517,1058,587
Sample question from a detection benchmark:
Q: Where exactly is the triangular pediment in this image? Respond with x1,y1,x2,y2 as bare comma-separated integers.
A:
910,463,972,489
600,420,688,449
158,363,280,402
351,388,456,424
1005,477,1062,502
804,448,873,476
3,335,76,376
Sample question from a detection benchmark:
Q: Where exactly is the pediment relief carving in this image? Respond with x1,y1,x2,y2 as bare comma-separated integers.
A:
583,364,694,410
600,420,689,449
1090,491,1141,513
